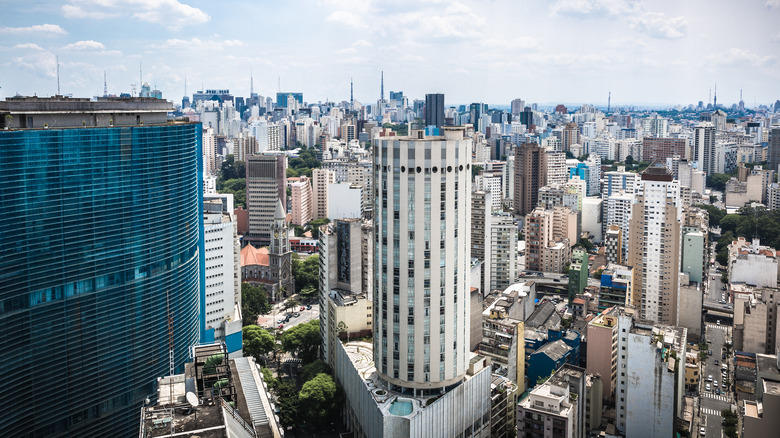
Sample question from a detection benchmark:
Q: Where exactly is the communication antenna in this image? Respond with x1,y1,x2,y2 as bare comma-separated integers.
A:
103,71,107,97
250,68,254,96
56,55,60,95
380,70,384,100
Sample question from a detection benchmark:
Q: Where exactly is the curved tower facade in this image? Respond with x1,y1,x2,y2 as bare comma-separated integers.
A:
373,127,471,395
0,98,202,437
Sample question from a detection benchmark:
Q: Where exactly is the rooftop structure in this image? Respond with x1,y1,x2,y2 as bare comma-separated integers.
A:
139,344,282,438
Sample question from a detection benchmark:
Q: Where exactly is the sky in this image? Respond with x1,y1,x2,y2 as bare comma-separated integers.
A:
1,0,779,107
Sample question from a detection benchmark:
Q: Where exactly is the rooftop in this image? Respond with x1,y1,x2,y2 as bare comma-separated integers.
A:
534,339,573,362
341,341,485,420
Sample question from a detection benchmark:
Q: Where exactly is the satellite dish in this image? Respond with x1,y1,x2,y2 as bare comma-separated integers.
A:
186,392,199,407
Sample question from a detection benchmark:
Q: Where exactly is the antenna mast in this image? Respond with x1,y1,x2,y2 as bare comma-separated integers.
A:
56,55,60,95
250,69,254,96
380,70,384,100
350,77,354,109
103,71,107,97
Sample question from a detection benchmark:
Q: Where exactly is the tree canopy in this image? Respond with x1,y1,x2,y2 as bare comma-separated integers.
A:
288,146,322,178
298,373,342,428
216,155,247,208
707,173,731,191
242,325,275,360
301,359,332,383
241,283,272,327
292,254,319,296
280,319,321,363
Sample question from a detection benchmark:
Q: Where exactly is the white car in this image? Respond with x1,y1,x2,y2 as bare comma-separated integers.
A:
705,383,711,391
700,427,706,436
707,375,713,382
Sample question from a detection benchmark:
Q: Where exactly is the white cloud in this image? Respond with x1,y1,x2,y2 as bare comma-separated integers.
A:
766,0,780,10
631,12,687,39
62,0,209,30
13,43,46,51
706,48,776,67
549,0,636,17
327,11,369,29
353,39,372,48
0,24,67,35
10,51,58,78
159,37,243,50
64,40,106,50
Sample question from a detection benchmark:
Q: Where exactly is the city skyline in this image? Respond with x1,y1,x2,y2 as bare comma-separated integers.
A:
0,0,778,106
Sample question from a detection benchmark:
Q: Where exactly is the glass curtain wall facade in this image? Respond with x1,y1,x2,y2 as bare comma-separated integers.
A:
0,123,203,437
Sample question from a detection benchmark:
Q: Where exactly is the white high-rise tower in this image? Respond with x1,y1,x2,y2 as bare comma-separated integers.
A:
373,126,472,393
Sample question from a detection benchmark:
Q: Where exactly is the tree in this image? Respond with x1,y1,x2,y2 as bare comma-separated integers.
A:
216,178,246,208
592,268,604,280
298,373,343,428
694,203,725,227
300,285,318,301
242,325,276,360
293,225,305,237
721,271,729,284
307,218,330,239
706,173,731,191
275,380,300,428
471,165,483,179
280,319,321,363
241,283,272,327
260,367,277,389
577,237,595,252
625,155,634,166
282,297,300,313
301,359,332,383
292,254,320,295
218,155,246,181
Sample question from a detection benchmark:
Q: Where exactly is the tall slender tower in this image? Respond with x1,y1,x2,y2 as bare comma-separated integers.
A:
250,69,254,96
608,90,611,112
373,126,471,392
713,83,717,108
380,70,384,101
350,77,354,109
627,166,682,325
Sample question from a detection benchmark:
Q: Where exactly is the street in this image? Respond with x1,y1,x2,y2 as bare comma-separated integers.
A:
258,298,320,331
696,241,734,437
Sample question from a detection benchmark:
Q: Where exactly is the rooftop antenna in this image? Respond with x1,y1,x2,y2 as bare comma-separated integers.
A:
380,70,384,101
350,77,354,109
250,69,254,96
56,55,60,95
103,70,107,97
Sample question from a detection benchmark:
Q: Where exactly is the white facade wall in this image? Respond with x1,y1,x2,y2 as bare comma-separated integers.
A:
204,212,240,349
605,193,634,257
731,254,778,287
327,183,362,220
582,197,603,242
475,174,503,211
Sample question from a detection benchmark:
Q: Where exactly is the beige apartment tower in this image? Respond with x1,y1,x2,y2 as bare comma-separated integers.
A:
627,166,682,325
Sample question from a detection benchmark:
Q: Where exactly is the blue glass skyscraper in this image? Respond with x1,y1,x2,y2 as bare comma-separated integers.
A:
0,97,203,437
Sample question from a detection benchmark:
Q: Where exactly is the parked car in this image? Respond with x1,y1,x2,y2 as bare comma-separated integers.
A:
707,375,713,382
708,350,713,356
700,427,706,436
722,382,727,389
705,383,711,391
293,312,300,317
306,305,312,310
714,360,719,365
278,324,284,329
300,306,306,311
